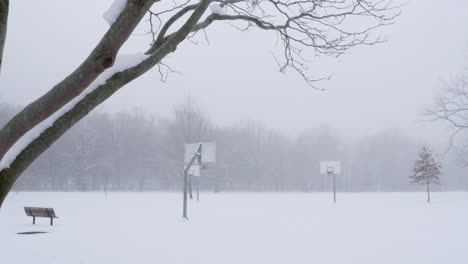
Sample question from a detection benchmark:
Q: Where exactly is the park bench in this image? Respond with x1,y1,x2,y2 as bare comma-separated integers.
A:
24,207,59,226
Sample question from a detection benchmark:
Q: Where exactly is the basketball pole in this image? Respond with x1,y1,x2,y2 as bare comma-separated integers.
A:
182,169,188,219
322,162,340,204
332,172,336,204
183,144,202,220
196,168,200,202
189,175,193,200
196,177,200,202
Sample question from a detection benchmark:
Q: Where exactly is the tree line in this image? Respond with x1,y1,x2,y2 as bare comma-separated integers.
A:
1,99,466,193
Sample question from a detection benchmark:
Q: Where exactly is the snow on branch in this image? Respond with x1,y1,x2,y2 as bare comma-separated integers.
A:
0,53,149,170
103,0,127,26
210,4,226,15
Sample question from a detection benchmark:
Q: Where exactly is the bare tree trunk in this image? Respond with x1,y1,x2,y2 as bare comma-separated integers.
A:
0,169,13,206
103,184,108,197
0,0,8,74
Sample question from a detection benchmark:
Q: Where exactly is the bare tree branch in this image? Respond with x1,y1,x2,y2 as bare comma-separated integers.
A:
0,0,8,75
149,0,401,88
427,76,468,166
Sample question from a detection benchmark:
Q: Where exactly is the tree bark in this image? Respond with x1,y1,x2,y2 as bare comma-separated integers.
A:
0,0,212,207
0,0,8,74
0,0,154,161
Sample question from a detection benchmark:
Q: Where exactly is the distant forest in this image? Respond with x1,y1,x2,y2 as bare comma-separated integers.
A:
1,99,466,192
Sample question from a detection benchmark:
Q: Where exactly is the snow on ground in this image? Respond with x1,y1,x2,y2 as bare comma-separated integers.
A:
1,192,467,264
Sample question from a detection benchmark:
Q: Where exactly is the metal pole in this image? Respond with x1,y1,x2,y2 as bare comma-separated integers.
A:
182,144,201,219
182,170,188,219
189,175,193,199
183,96,191,217
333,172,336,204
196,177,200,201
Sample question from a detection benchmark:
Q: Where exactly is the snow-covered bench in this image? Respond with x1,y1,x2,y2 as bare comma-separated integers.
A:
24,207,59,226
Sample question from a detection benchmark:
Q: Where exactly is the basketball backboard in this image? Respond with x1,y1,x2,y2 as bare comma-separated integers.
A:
184,142,216,165
320,161,341,174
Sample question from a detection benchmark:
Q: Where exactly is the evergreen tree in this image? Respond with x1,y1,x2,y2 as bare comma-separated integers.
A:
410,147,442,202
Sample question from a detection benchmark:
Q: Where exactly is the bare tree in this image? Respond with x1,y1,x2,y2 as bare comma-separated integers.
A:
174,97,212,143
427,46,468,166
410,146,442,203
69,127,98,191
0,0,399,206
427,76,468,166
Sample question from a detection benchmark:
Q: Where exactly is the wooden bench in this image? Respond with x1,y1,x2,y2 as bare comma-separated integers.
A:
24,207,59,226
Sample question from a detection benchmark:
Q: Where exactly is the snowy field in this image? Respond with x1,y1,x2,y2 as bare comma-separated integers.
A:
1,192,467,264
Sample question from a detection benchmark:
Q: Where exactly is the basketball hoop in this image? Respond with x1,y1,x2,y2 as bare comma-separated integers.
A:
320,161,341,174
319,161,341,204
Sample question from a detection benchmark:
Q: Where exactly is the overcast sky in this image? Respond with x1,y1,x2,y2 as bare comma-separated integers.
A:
1,0,467,143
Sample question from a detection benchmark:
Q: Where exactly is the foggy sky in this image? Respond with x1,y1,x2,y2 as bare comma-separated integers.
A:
1,0,467,143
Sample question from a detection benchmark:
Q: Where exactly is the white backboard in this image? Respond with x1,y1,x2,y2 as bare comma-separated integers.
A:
184,142,216,165
186,165,200,177
320,161,341,174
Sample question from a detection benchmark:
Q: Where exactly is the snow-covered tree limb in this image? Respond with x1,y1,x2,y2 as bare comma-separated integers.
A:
0,0,155,163
0,0,8,75
0,0,212,206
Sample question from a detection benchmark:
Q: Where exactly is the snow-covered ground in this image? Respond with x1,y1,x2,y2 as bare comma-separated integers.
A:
1,192,467,264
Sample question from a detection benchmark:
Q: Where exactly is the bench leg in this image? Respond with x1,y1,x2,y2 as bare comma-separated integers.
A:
33,216,35,225
50,217,53,226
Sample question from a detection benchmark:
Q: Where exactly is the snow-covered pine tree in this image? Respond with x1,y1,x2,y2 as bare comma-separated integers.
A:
410,146,442,203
